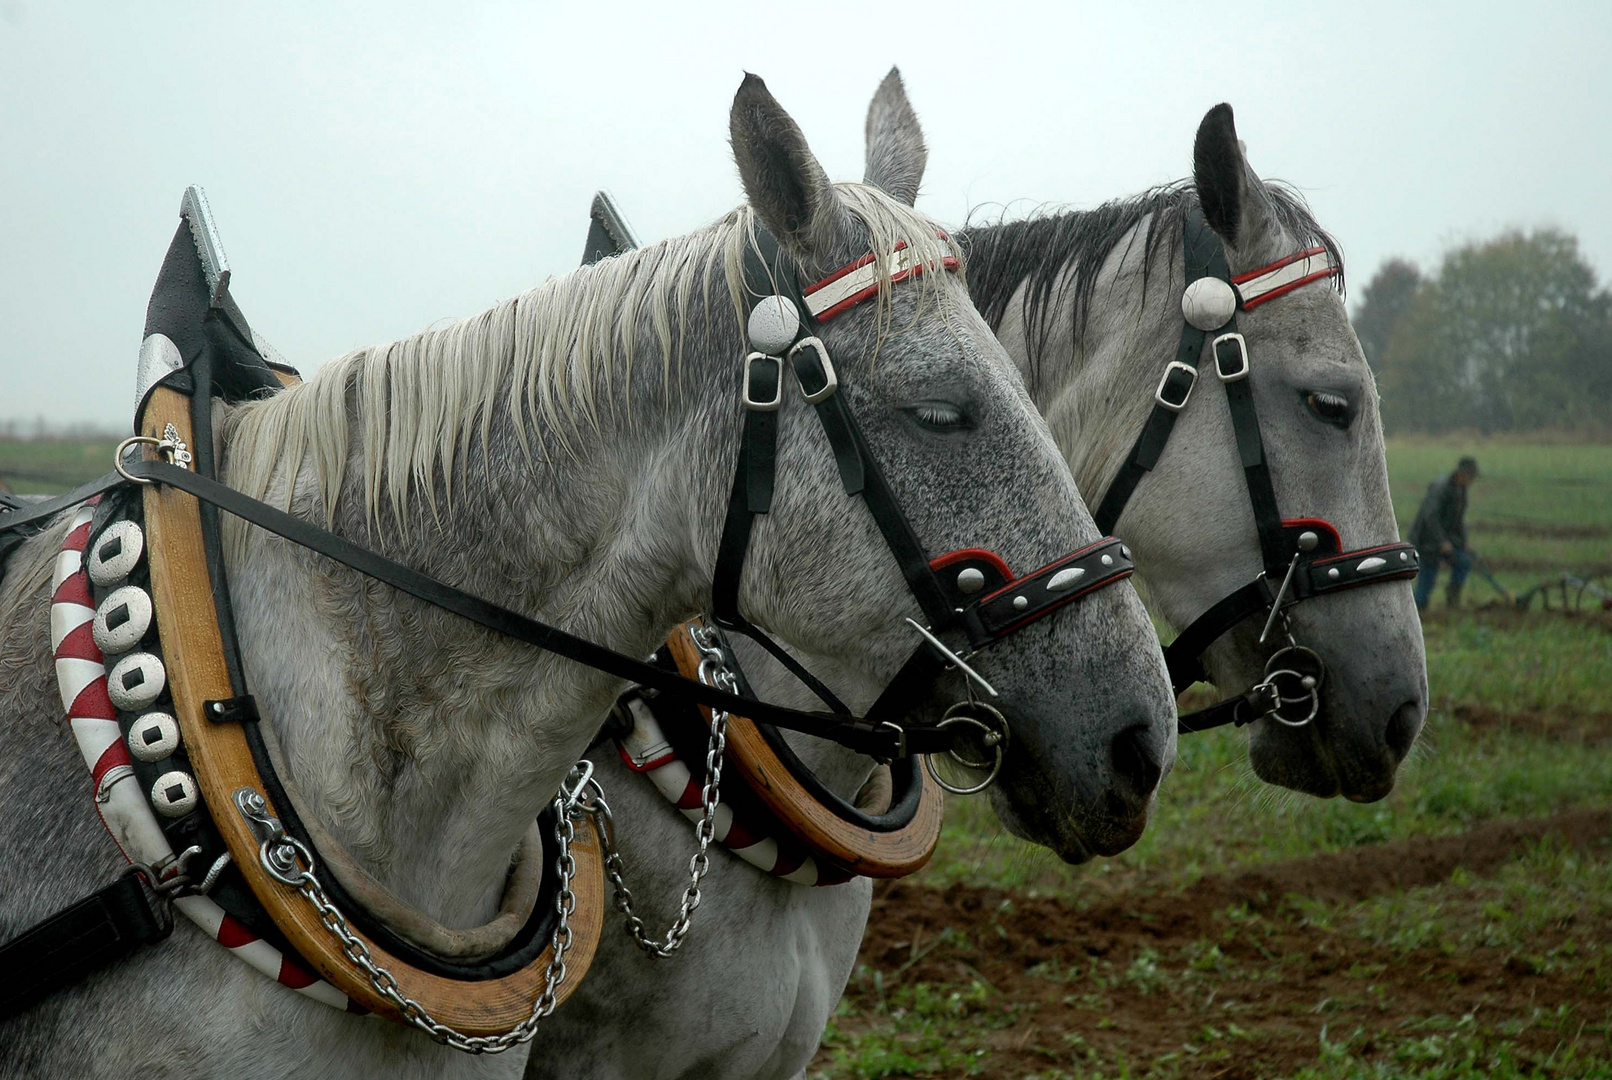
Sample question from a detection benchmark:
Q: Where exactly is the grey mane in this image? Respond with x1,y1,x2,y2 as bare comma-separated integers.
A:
958,181,1346,387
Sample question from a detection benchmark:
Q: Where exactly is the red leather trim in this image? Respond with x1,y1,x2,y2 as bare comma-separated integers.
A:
1240,267,1339,310
1282,517,1343,551
987,570,1135,638
813,257,960,323
975,537,1119,607
929,546,1014,580
616,741,676,774
1232,246,1328,284
1310,541,1416,568
805,248,885,294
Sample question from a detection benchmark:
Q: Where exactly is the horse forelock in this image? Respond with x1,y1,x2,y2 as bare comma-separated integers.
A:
222,184,957,539
960,180,1345,390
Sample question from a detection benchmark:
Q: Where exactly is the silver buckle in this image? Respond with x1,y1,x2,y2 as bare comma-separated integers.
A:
1153,361,1198,412
788,337,838,403
741,352,783,411
1213,332,1250,382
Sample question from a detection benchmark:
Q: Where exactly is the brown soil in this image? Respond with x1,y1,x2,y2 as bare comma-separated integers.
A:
1447,702,1612,745
831,809,1612,1079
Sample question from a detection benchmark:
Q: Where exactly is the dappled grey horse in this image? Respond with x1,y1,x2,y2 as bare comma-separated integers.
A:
526,73,1425,1080
0,74,1175,1078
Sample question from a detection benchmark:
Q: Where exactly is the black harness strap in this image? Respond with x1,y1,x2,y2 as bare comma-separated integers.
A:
0,472,127,534
0,870,172,1019
1092,208,1226,536
1088,207,1418,735
120,457,944,758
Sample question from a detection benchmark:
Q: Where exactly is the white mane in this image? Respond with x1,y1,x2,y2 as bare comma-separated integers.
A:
224,183,960,532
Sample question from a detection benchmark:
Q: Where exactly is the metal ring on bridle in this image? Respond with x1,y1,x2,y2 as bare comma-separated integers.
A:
923,701,1008,795
1261,645,1325,728
113,435,175,484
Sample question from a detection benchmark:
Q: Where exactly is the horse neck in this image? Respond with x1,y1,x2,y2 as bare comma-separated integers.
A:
962,213,1181,515
216,310,734,930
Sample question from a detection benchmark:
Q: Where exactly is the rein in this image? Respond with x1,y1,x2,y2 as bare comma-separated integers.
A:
1090,206,1420,733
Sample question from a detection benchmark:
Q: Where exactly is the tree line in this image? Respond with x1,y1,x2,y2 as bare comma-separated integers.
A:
1352,228,1612,434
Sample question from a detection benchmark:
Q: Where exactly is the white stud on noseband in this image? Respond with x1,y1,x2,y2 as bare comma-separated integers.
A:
747,295,801,355
955,568,985,594
108,652,166,711
1181,277,1238,332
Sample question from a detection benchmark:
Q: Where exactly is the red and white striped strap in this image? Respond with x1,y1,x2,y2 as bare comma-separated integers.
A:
1233,246,1338,310
615,699,852,887
802,238,960,323
52,503,355,1013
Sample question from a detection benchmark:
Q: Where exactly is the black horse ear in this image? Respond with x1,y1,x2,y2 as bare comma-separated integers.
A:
730,73,846,256
1193,103,1244,245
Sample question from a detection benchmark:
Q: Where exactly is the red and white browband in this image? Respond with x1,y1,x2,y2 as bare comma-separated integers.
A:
1234,246,1338,310
802,238,960,323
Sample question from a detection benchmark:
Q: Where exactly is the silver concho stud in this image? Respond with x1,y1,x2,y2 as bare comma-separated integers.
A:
86,521,145,587
151,770,199,818
1012,595,1029,611
1327,567,1341,580
747,295,801,356
1181,277,1238,332
1046,567,1085,592
1297,530,1320,552
93,586,154,656
128,711,181,762
1100,554,1114,567
956,567,985,594
108,652,167,712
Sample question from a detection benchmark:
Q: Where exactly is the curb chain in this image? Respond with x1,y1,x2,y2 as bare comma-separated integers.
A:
587,621,732,959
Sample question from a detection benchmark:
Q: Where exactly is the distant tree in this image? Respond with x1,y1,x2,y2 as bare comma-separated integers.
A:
1375,229,1611,433
1352,258,1423,370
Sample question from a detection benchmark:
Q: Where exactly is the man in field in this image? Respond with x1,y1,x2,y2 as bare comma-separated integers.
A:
1409,456,1480,610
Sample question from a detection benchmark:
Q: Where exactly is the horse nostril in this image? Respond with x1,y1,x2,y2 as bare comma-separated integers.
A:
1109,723,1164,800
1384,700,1424,763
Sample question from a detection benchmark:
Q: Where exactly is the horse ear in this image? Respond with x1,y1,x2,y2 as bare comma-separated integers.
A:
730,73,843,254
862,67,927,206
1193,103,1277,250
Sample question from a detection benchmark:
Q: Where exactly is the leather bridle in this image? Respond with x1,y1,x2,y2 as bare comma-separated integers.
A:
700,225,1136,756
1090,206,1420,734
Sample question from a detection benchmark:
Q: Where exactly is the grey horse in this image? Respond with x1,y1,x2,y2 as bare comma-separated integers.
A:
521,72,1425,1080
0,74,1174,1078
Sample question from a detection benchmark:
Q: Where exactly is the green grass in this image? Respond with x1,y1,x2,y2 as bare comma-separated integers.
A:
822,437,1612,1079
0,436,121,494
1387,441,1612,578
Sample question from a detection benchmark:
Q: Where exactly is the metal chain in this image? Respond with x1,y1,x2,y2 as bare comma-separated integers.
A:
587,622,732,959
241,765,592,1055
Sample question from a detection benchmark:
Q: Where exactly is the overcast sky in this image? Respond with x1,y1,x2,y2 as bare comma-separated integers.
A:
2,2,1609,428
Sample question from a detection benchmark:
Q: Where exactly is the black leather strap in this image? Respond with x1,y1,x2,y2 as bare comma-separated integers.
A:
1216,335,1287,575
1092,207,1229,536
1161,579,1274,692
0,471,127,535
121,458,936,758
0,870,172,1019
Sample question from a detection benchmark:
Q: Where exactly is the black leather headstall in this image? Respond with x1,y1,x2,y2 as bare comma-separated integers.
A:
1090,207,1418,734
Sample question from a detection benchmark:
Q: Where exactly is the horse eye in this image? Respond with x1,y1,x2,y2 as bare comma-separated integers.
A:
1304,390,1353,429
906,401,971,431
